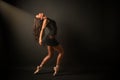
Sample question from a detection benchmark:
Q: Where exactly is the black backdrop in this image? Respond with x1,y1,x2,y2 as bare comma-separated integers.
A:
0,0,119,79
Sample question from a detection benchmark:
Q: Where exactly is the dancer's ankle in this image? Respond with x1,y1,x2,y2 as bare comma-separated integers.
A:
39,64,43,68
55,65,59,68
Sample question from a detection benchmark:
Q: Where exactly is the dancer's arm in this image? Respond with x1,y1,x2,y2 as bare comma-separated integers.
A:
39,19,47,45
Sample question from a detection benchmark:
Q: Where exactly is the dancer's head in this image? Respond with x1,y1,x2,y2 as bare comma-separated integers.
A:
36,13,46,20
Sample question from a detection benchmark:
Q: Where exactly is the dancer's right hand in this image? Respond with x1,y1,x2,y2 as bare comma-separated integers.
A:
39,40,42,45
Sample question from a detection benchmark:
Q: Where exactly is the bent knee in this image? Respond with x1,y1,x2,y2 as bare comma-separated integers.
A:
46,54,52,58
59,49,64,55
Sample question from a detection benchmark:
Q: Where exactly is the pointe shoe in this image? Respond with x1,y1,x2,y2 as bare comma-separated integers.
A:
34,66,42,74
53,66,59,76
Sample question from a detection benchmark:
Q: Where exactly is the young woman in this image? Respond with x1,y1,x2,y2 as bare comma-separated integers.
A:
33,13,64,76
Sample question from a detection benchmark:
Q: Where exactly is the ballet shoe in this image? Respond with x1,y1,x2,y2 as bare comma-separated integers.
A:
53,66,59,76
34,66,42,74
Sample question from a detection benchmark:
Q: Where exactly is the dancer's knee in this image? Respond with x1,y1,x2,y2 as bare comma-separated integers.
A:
60,48,64,55
46,53,52,59
59,50,64,56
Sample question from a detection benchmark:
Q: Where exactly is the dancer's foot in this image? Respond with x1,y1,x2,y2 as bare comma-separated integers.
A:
53,65,59,76
34,66,42,74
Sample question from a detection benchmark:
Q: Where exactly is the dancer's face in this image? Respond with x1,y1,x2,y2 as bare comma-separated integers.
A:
39,13,44,19
36,13,44,20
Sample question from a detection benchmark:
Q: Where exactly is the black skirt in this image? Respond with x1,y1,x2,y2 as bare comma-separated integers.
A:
45,37,59,46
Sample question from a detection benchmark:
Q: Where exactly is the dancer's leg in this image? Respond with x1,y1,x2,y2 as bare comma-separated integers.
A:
53,45,64,76
39,46,54,67
34,46,54,74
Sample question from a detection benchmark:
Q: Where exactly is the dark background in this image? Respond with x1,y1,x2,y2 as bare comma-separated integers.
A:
0,0,119,80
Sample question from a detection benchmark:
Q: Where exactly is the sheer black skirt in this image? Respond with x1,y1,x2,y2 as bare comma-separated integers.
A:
45,36,59,46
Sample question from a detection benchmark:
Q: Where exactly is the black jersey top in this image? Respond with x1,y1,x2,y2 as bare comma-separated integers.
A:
46,18,57,36
33,17,57,42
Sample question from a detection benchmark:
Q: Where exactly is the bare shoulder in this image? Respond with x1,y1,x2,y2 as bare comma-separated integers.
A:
44,17,49,23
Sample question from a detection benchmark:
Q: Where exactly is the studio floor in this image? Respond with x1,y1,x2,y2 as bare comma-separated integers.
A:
5,65,117,80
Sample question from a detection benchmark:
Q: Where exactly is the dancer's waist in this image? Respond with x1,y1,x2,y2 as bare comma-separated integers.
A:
48,35,56,39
